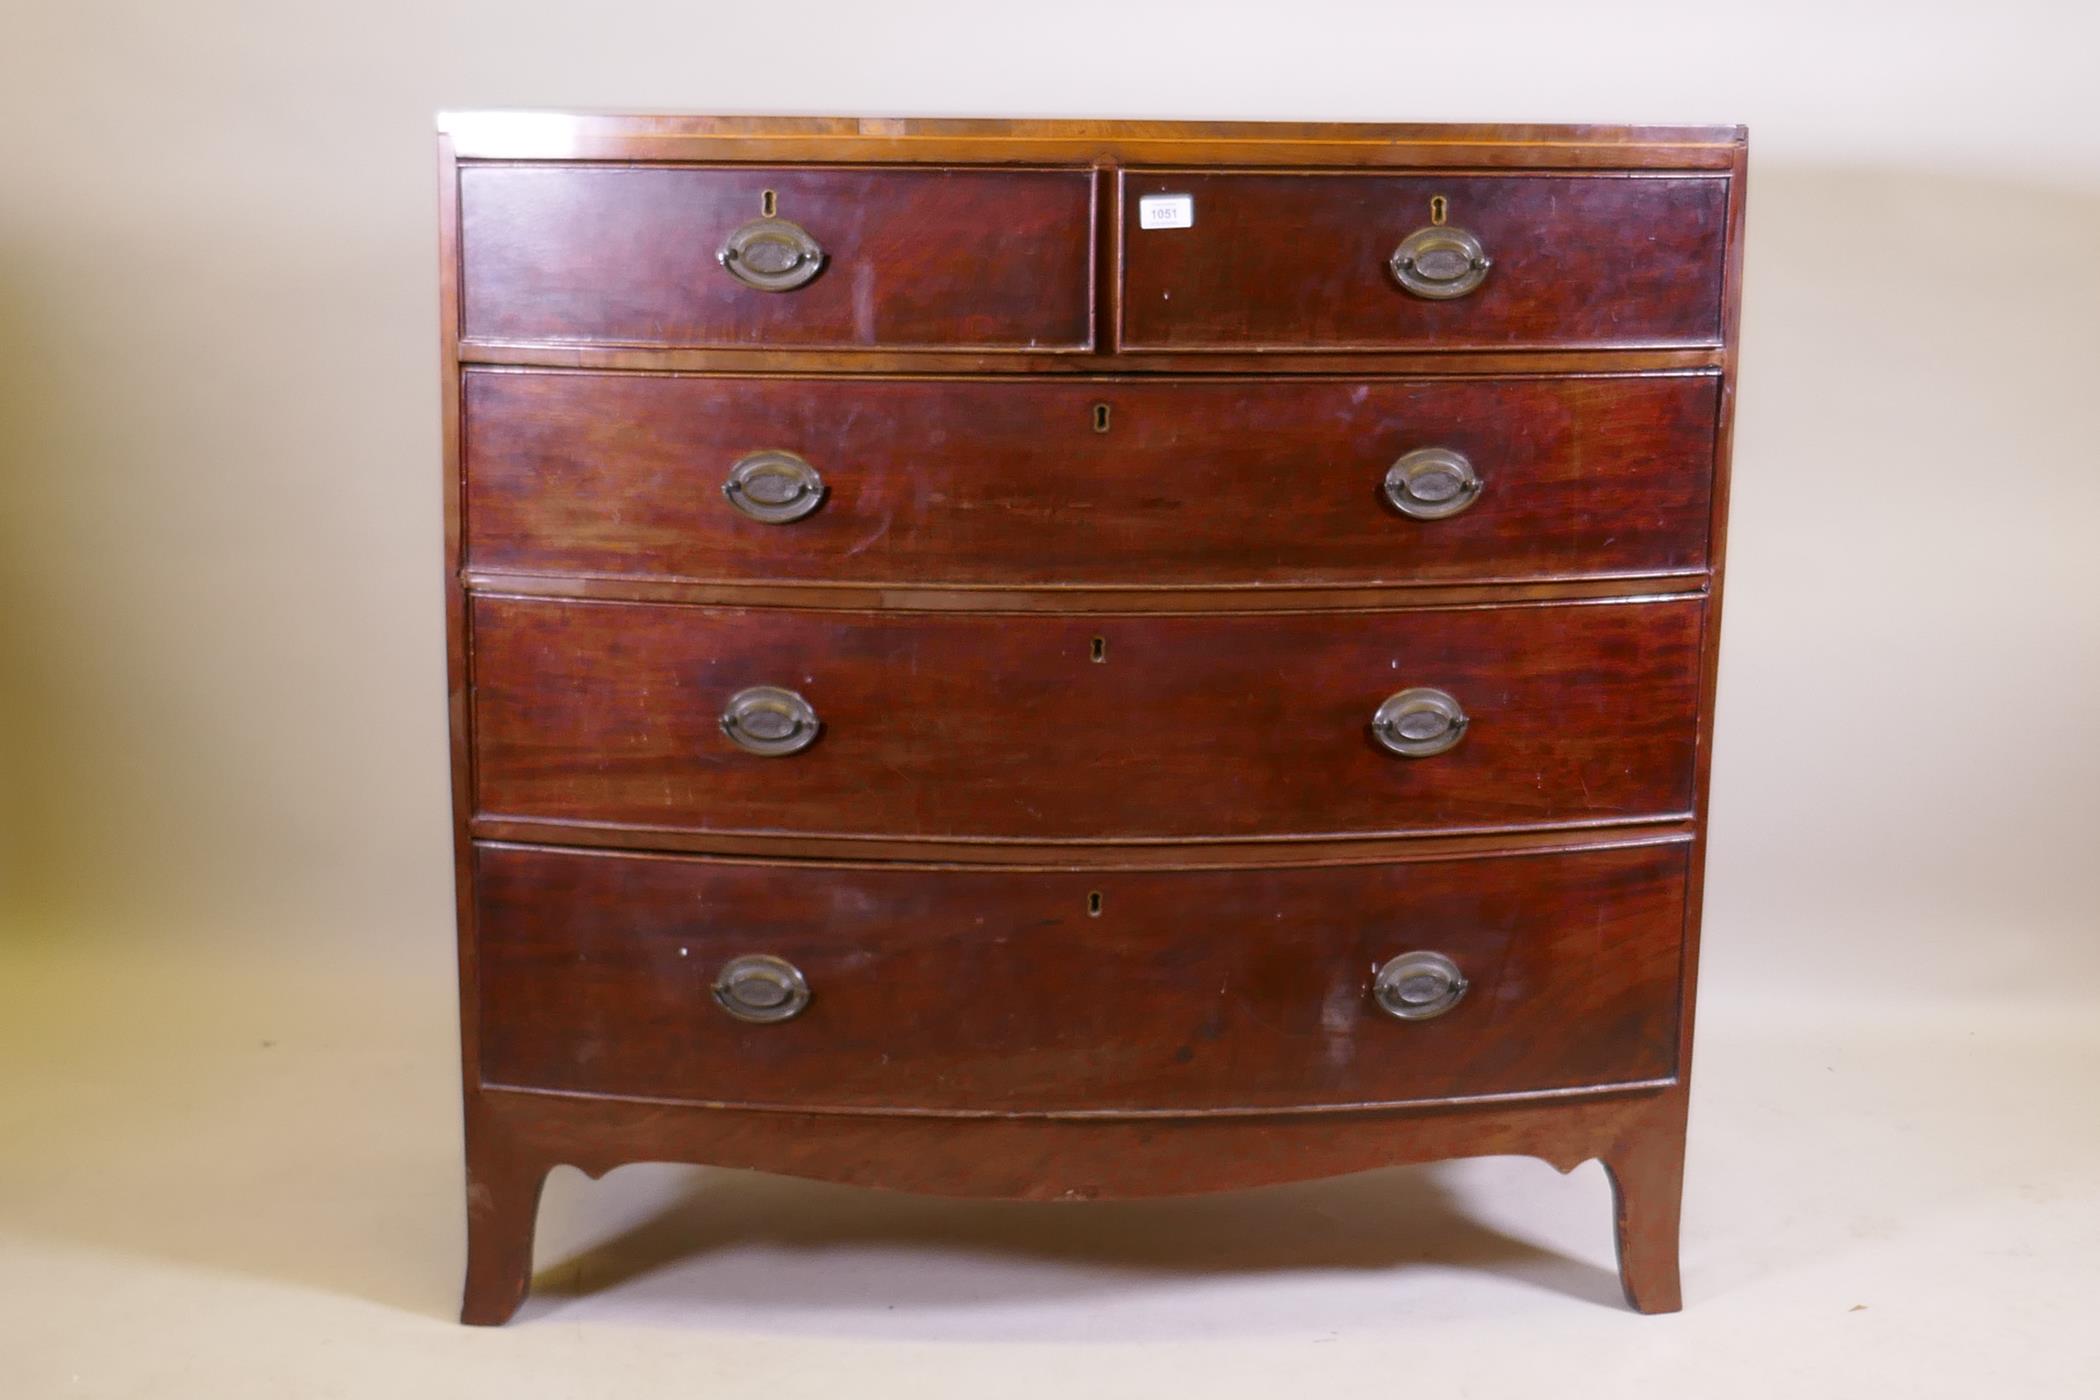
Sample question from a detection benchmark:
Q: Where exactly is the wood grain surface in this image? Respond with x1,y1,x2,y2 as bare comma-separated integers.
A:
463,369,1717,587
468,595,1704,841
474,839,1688,1112
460,164,1094,350
1119,171,1727,350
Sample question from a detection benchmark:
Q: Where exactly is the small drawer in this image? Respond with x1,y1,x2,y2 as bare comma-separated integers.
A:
469,596,1702,842
459,164,1095,350
1118,171,1728,350
474,840,1688,1113
464,369,1718,587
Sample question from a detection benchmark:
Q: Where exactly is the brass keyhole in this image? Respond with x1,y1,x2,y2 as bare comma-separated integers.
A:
1430,194,1448,226
1090,635,1107,663
1087,891,1103,917
1092,403,1111,433
761,188,778,217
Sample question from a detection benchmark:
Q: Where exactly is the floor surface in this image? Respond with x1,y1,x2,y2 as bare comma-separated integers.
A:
4,933,2095,1398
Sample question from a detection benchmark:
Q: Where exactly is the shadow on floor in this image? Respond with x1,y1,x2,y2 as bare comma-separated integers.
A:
522,1158,1624,1326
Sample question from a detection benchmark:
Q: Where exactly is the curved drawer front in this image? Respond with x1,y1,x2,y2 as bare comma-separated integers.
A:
1119,171,1727,350
474,840,1687,1113
469,596,1702,841
459,164,1095,350
465,369,1717,587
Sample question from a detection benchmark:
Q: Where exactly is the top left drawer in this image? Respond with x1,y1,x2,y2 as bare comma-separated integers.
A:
458,165,1097,351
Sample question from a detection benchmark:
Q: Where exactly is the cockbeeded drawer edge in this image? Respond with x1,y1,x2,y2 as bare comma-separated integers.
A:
472,835,1691,1114
1113,168,1730,353
457,161,1098,354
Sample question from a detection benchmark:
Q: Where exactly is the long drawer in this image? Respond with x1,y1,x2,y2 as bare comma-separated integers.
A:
474,839,1688,1113
459,164,1096,350
1119,171,1728,350
464,369,1718,588
468,595,1703,842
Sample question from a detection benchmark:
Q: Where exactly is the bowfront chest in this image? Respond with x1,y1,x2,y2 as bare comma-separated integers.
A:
438,114,1746,1323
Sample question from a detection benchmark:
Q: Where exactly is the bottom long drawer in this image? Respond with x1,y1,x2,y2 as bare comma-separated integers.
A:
474,839,1687,1115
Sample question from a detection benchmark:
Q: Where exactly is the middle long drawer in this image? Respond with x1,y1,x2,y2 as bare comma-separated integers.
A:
470,595,1702,842
464,369,1718,588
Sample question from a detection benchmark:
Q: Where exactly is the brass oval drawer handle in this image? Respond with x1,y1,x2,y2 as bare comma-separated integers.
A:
717,216,826,292
713,954,810,1023
1384,447,1482,520
1390,224,1492,300
724,450,826,523
1372,687,1468,758
720,686,821,756
1372,951,1469,1021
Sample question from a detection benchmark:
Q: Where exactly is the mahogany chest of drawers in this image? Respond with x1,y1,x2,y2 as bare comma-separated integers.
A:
438,114,1745,1324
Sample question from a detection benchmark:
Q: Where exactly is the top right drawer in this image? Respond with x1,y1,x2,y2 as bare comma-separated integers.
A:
1118,171,1728,351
